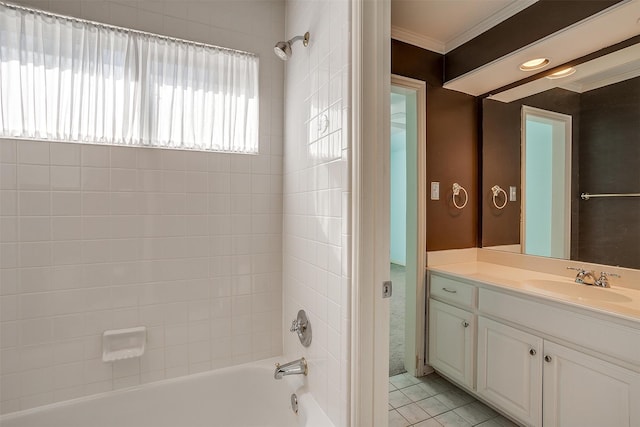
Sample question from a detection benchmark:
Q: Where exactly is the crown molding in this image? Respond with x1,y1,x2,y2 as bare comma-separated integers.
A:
445,0,539,52
391,26,445,54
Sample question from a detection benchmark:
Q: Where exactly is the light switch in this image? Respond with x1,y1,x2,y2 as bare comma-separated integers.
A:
431,182,440,200
510,186,517,201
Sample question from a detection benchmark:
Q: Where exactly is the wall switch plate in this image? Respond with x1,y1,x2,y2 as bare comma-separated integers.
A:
510,186,517,201
431,182,440,200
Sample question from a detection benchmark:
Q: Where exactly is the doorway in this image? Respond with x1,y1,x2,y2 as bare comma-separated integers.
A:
389,76,427,379
521,106,572,259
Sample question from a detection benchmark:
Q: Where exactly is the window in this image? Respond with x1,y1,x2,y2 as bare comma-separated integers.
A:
0,3,259,153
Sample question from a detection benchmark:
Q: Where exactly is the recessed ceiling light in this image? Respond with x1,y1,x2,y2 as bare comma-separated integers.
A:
519,58,550,71
546,67,576,79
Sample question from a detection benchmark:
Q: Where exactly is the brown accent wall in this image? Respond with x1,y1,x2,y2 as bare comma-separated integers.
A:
481,99,521,247
426,87,478,250
392,40,478,251
391,39,442,86
482,89,581,255
578,77,640,269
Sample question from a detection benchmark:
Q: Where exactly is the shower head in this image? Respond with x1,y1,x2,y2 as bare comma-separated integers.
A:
273,32,310,60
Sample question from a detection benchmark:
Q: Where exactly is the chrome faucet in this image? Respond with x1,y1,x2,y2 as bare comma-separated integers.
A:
594,271,620,288
567,267,596,285
274,357,308,379
567,267,621,288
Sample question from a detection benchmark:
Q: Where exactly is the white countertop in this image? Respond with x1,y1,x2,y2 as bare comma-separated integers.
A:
429,262,640,324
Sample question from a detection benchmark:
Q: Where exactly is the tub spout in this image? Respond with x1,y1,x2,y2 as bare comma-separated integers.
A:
274,357,308,379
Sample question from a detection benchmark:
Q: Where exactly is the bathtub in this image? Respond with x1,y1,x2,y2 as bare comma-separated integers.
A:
0,358,334,427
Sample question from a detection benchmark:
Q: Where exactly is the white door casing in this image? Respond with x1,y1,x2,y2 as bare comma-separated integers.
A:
350,0,391,425
391,75,427,377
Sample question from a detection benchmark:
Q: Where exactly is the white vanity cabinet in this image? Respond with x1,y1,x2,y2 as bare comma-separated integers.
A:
542,341,640,427
477,314,640,427
429,299,475,388
428,274,476,389
428,269,640,427
477,316,542,426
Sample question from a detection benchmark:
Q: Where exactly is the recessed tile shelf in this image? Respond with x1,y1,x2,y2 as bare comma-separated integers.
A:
102,326,147,362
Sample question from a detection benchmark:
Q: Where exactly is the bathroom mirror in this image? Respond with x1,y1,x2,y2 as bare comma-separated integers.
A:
481,40,640,270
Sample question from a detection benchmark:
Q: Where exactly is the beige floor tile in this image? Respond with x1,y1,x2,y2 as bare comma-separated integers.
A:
454,401,498,425
415,396,455,417
402,383,435,401
396,402,431,424
389,390,413,408
414,418,444,427
390,372,422,389
476,415,521,427
435,411,473,427
389,409,411,427
419,376,455,395
435,388,476,409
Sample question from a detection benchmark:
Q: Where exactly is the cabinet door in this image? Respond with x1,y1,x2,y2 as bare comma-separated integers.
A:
543,341,640,427
477,316,542,427
428,299,474,388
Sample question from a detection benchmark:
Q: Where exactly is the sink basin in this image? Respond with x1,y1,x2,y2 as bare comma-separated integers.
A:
523,279,632,303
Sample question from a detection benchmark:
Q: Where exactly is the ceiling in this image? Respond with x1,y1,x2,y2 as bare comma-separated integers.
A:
391,0,537,54
489,43,640,102
391,0,640,96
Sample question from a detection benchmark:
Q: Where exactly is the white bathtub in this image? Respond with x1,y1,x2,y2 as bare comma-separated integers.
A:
0,358,334,427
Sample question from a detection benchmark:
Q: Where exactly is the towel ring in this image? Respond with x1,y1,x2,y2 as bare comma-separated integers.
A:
452,183,468,209
491,185,507,209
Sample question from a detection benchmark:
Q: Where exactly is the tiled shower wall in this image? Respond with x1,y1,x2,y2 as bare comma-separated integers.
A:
0,0,285,415
283,0,351,426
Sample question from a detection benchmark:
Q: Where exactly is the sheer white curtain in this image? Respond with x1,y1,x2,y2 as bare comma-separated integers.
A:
0,4,259,153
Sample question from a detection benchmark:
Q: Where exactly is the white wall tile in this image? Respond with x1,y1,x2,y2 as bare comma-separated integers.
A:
2,0,285,416
17,141,49,165
51,192,81,216
0,191,17,216
283,0,350,424
18,165,49,190
51,166,80,190
0,140,17,164
50,143,81,166
0,164,17,190
81,145,110,168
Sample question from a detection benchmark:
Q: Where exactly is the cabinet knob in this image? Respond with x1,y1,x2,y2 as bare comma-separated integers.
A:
462,321,469,328
544,355,552,363
529,348,536,356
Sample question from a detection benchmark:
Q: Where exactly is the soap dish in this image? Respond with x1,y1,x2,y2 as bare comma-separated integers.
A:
102,327,147,362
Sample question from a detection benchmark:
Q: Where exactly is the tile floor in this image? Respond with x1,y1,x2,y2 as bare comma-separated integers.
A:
388,372,521,427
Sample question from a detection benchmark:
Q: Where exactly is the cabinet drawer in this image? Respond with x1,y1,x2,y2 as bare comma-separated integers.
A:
430,274,475,308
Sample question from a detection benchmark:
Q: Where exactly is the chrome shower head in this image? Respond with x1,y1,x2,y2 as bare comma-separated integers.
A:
274,41,292,60
273,32,310,60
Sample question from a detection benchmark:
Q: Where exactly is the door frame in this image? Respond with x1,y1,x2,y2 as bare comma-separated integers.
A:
350,0,390,425
391,75,427,377
520,106,572,259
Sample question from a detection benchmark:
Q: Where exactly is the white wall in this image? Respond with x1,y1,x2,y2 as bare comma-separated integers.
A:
282,0,351,425
0,0,285,415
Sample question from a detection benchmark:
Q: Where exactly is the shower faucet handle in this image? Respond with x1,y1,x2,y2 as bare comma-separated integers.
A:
289,310,312,347
290,318,305,333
